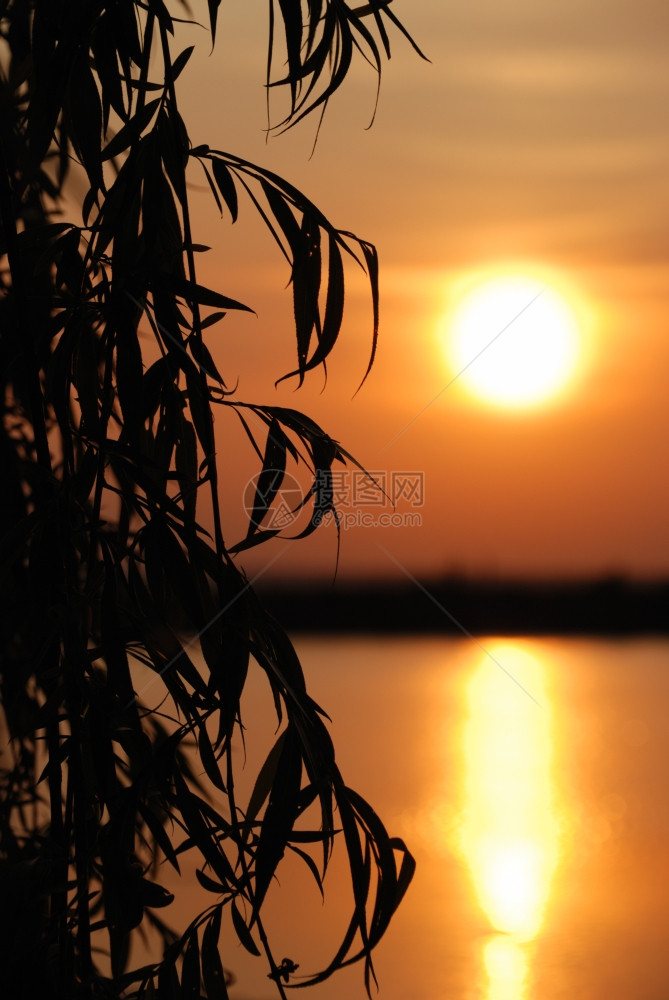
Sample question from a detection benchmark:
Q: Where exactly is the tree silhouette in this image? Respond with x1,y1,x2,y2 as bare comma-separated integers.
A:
0,3,421,998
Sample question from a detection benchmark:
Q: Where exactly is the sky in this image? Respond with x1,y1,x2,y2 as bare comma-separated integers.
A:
172,0,669,582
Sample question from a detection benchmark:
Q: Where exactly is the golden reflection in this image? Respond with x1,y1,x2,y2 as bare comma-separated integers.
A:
459,644,560,996
483,936,529,1000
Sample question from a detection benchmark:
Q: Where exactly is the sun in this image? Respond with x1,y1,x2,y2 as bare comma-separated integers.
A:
446,275,581,407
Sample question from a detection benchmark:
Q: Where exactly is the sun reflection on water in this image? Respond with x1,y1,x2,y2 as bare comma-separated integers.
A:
483,935,530,1000
459,643,561,997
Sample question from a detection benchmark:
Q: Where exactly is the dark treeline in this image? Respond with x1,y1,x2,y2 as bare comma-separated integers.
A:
258,577,669,635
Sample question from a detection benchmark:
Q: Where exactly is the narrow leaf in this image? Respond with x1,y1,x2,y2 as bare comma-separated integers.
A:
173,277,254,313
243,731,287,837
231,901,261,957
211,159,238,222
101,98,161,161
180,932,200,1000
195,868,226,895
169,45,195,83
201,910,230,1000
208,0,223,44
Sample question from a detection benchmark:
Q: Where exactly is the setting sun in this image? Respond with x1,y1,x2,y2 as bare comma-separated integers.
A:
446,276,581,408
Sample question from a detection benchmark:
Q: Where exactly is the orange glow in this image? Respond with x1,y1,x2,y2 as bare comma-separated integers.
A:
170,4,669,584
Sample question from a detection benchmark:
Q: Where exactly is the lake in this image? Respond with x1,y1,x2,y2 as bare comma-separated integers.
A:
173,635,669,1000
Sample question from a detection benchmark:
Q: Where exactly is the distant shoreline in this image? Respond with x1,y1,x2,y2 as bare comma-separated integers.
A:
257,577,669,635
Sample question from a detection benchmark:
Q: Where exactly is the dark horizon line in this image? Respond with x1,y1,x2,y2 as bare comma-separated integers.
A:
259,569,669,586
256,575,669,635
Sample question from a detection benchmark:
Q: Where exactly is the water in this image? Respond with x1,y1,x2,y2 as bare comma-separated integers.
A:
176,636,669,1000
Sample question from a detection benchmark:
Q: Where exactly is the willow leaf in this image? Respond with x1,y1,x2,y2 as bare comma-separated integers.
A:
252,725,303,915
195,867,226,895
245,419,288,536
101,99,161,161
231,901,261,957
211,159,239,222
180,932,200,1000
169,45,195,83
173,277,254,313
208,0,223,44
201,910,230,1000
287,842,324,898
243,731,287,839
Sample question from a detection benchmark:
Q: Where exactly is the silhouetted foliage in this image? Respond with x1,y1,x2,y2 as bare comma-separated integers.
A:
0,2,420,998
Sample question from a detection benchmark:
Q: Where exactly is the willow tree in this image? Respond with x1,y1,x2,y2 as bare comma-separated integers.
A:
0,2,421,998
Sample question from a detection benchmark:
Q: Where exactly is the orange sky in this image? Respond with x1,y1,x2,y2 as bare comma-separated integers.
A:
167,1,669,582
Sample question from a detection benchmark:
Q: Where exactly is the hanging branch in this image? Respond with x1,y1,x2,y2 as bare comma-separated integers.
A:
0,2,420,998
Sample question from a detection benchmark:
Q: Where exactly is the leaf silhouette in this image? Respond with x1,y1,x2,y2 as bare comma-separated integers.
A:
0,3,418,997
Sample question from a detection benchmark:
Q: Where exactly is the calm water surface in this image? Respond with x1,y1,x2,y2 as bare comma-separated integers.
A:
181,636,669,1000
